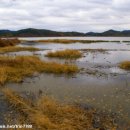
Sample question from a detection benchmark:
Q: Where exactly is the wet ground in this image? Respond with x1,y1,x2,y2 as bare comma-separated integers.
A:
0,38,130,128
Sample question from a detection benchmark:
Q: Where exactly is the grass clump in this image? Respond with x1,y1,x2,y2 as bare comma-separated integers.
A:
0,46,39,53
0,56,78,84
80,48,107,53
46,49,82,59
38,39,109,44
2,88,117,130
0,38,20,47
119,61,130,70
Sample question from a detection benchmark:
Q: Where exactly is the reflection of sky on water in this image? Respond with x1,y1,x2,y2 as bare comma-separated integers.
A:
1,39,130,126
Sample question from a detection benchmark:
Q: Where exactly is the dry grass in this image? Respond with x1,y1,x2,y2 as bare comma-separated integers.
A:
46,49,82,59
0,56,78,85
2,88,117,130
119,61,130,70
0,38,20,47
38,39,109,44
80,48,107,53
0,46,39,53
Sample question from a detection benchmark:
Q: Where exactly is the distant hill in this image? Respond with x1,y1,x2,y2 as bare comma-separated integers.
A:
86,30,130,36
0,28,84,37
0,28,130,37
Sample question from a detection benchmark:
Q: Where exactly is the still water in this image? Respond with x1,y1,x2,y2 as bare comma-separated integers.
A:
19,36,130,41
2,37,130,127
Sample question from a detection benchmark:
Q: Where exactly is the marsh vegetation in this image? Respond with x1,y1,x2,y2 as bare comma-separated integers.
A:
0,56,78,85
46,49,82,59
2,88,117,130
37,39,110,44
0,38,21,47
0,37,130,129
0,46,40,53
119,61,130,70
79,48,107,53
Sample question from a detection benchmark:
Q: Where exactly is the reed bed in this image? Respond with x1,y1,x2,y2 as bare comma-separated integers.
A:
46,49,82,59
0,56,78,85
0,46,39,53
2,88,117,130
37,39,109,44
0,38,20,47
119,61,130,70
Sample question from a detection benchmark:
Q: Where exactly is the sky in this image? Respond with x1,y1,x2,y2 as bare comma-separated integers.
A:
0,0,130,32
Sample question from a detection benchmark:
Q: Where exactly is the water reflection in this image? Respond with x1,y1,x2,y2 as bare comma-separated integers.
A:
1,39,129,126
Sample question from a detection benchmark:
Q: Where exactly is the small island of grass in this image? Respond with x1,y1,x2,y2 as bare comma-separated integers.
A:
119,61,130,70
46,49,82,59
37,39,110,44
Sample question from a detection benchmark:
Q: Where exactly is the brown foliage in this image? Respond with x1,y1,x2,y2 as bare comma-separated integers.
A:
0,38,20,47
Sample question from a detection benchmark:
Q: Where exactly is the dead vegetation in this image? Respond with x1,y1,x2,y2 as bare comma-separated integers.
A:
79,48,107,53
0,46,39,53
119,61,130,70
2,88,117,130
0,56,78,85
46,49,82,59
0,38,21,47
37,39,109,44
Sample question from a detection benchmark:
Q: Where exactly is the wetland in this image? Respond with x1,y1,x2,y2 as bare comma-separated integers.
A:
0,37,130,129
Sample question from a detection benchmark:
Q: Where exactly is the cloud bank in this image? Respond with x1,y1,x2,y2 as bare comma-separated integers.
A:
0,0,130,32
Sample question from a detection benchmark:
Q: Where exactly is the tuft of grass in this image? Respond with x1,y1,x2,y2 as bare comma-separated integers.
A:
37,39,109,44
0,38,20,47
2,88,117,130
0,46,40,53
0,56,78,84
119,61,130,70
46,49,82,59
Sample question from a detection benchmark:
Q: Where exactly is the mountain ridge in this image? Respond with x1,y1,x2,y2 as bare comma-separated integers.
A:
0,28,130,37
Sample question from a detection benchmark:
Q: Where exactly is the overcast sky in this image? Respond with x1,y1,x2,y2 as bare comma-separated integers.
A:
0,0,130,32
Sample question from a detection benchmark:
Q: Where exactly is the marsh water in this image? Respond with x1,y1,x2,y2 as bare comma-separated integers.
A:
1,37,130,127
19,36,130,41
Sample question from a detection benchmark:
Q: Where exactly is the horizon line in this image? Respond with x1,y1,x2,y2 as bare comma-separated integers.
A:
0,28,129,33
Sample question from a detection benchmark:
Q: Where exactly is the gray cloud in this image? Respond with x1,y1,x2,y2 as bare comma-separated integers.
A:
0,0,130,32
